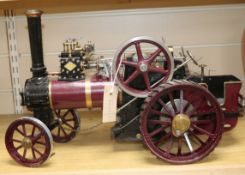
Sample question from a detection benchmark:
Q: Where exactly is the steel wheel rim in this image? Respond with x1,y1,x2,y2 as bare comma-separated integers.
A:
112,36,174,98
140,82,223,164
5,117,53,167
51,109,80,143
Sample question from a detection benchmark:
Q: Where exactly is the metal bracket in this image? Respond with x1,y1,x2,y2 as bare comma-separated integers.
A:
4,9,23,114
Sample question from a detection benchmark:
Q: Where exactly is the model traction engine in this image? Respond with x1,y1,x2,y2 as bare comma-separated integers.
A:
4,9,244,167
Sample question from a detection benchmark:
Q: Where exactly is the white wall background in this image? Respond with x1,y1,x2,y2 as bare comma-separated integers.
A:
0,4,245,114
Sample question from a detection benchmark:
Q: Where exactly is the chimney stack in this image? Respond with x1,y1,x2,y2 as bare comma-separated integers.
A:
25,9,47,77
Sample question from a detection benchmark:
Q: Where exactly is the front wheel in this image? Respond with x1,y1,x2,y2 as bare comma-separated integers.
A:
5,117,53,167
51,109,80,143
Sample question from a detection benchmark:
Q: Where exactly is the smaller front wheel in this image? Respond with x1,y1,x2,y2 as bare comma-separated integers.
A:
5,117,53,167
51,109,80,143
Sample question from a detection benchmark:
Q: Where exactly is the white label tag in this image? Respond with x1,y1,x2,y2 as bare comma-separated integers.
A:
102,84,118,123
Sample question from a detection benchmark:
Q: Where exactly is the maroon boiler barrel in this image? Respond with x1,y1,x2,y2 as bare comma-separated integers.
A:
49,78,111,109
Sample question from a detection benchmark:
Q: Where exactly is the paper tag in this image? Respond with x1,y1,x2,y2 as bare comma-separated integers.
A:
102,84,118,123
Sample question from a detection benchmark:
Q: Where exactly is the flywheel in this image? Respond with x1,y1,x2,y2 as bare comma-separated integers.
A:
112,36,174,98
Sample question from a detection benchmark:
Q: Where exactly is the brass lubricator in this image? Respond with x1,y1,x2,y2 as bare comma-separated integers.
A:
63,39,81,56
172,113,191,137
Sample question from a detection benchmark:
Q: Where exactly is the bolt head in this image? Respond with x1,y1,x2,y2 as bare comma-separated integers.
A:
139,63,148,72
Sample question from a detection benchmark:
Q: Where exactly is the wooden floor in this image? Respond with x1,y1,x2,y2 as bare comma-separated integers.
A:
0,110,245,175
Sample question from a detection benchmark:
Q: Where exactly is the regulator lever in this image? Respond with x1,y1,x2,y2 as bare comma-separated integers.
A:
186,50,199,66
174,57,192,72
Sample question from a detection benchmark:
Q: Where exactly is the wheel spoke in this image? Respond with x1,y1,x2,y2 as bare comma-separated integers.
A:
55,110,61,117
183,102,191,113
192,124,215,138
122,60,137,68
60,126,68,137
184,132,193,152
179,90,184,113
166,136,174,153
177,137,183,155
187,98,205,116
32,132,42,143
150,109,171,117
148,48,162,63
22,124,26,136
65,118,75,122
31,125,36,137
135,42,144,61
190,109,216,117
191,119,213,125
168,93,177,113
124,70,139,85
63,121,74,129
150,124,170,138
154,132,172,146
148,66,168,75
12,138,22,143
15,144,23,150
35,140,46,146
148,119,171,126
16,127,25,136
33,147,43,156
23,148,27,158
158,99,174,117
149,127,164,137
62,110,70,118
31,147,36,159
188,130,205,145
57,127,61,136
142,73,151,90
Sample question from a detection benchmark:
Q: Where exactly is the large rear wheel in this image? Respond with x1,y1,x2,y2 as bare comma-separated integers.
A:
140,81,224,164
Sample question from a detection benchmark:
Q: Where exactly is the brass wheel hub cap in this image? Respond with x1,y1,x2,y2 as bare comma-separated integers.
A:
172,113,191,137
22,137,33,149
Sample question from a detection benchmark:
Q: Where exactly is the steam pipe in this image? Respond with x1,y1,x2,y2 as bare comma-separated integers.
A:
25,9,47,77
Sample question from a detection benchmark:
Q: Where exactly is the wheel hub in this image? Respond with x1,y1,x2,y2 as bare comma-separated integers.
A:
172,113,191,137
139,63,148,72
22,137,32,149
57,117,63,125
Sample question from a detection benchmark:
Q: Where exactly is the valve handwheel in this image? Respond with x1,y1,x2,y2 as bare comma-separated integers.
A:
51,109,80,143
113,36,174,97
5,117,53,167
140,81,223,164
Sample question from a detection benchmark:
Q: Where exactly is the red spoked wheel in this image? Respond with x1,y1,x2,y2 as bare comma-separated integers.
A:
140,81,224,164
5,117,53,167
51,109,80,143
112,36,174,97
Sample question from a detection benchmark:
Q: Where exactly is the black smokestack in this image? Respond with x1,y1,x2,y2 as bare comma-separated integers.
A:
25,9,47,77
